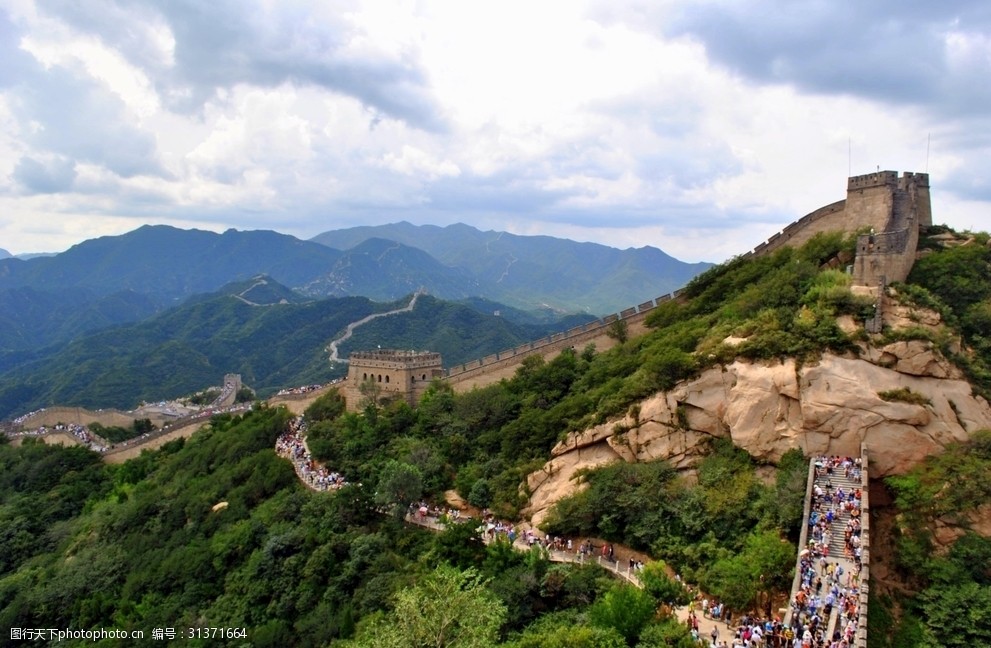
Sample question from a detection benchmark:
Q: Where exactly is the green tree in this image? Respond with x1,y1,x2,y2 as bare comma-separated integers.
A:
343,565,506,648
703,530,794,615
303,389,346,422
607,320,629,344
640,562,689,606
635,619,698,648
918,581,991,648
589,585,657,645
512,623,627,648
375,461,423,515
431,520,489,570
359,378,383,409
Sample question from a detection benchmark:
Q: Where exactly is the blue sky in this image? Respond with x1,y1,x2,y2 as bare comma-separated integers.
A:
1,0,988,262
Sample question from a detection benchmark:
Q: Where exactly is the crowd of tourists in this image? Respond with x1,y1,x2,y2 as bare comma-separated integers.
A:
786,455,865,648
7,422,109,452
691,607,794,648
12,408,47,425
274,413,866,648
275,383,332,397
275,416,348,491
405,503,641,565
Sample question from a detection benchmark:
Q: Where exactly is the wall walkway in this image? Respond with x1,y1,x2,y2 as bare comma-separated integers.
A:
403,512,644,588
445,290,682,390
784,449,870,647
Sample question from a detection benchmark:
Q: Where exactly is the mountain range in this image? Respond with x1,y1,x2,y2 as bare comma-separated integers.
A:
0,277,602,419
311,221,709,313
0,223,708,352
0,222,708,418
1,222,708,315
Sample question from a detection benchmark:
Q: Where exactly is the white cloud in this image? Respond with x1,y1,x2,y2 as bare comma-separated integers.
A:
379,145,460,180
0,0,988,265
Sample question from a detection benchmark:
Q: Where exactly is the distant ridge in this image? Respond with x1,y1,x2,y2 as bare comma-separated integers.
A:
311,221,711,314
0,225,343,301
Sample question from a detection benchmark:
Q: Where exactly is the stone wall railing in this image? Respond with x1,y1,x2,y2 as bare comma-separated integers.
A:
856,443,871,648
101,404,252,457
740,200,847,260
403,514,643,588
445,289,685,383
783,458,818,627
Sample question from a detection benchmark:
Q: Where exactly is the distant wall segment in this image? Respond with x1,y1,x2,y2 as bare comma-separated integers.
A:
446,172,931,392
17,407,141,430
445,292,677,392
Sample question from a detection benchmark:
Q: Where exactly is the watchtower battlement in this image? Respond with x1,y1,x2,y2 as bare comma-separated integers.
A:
349,349,443,371
847,170,899,190
342,349,444,411
744,170,931,287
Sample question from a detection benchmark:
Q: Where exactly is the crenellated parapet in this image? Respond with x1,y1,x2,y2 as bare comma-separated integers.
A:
341,349,444,411
743,171,930,286
336,173,934,404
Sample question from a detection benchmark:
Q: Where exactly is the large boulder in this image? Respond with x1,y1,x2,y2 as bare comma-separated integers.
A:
524,345,991,526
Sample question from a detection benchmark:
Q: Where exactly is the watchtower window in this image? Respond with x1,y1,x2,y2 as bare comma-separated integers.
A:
385,375,390,384
377,375,382,383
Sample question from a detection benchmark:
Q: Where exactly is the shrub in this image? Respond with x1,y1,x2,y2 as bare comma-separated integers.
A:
878,387,931,406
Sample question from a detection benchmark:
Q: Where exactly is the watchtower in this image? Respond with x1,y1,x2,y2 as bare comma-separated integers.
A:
850,171,930,286
748,170,931,287
342,349,444,411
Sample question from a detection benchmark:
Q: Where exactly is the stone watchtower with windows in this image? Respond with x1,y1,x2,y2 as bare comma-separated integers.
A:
341,349,444,412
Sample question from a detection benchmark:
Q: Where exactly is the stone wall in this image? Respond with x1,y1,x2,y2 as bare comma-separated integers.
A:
16,406,142,430
744,200,847,258
445,290,683,392
447,171,930,392
741,171,929,288
857,443,871,648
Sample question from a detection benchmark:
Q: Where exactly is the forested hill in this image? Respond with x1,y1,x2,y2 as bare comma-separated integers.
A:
311,221,711,314
1,223,709,322
0,225,342,302
0,283,593,420
1,227,988,646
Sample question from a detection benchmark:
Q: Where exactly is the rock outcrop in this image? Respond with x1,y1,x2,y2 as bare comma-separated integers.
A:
525,337,991,527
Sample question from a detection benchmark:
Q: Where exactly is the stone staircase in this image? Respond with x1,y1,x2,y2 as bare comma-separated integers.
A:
815,467,860,642
825,472,860,557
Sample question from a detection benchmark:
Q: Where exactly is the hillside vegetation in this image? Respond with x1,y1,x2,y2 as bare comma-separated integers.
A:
2,228,989,646
0,290,588,420
305,229,991,521
870,430,991,647
0,408,701,647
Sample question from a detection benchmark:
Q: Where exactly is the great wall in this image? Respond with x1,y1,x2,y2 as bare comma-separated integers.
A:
5,170,931,440
438,170,931,394
0,171,936,645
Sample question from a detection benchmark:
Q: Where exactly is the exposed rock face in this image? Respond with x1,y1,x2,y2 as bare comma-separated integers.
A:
525,340,991,527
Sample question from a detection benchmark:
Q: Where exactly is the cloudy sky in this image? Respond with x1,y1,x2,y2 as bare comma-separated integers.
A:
1,0,988,262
